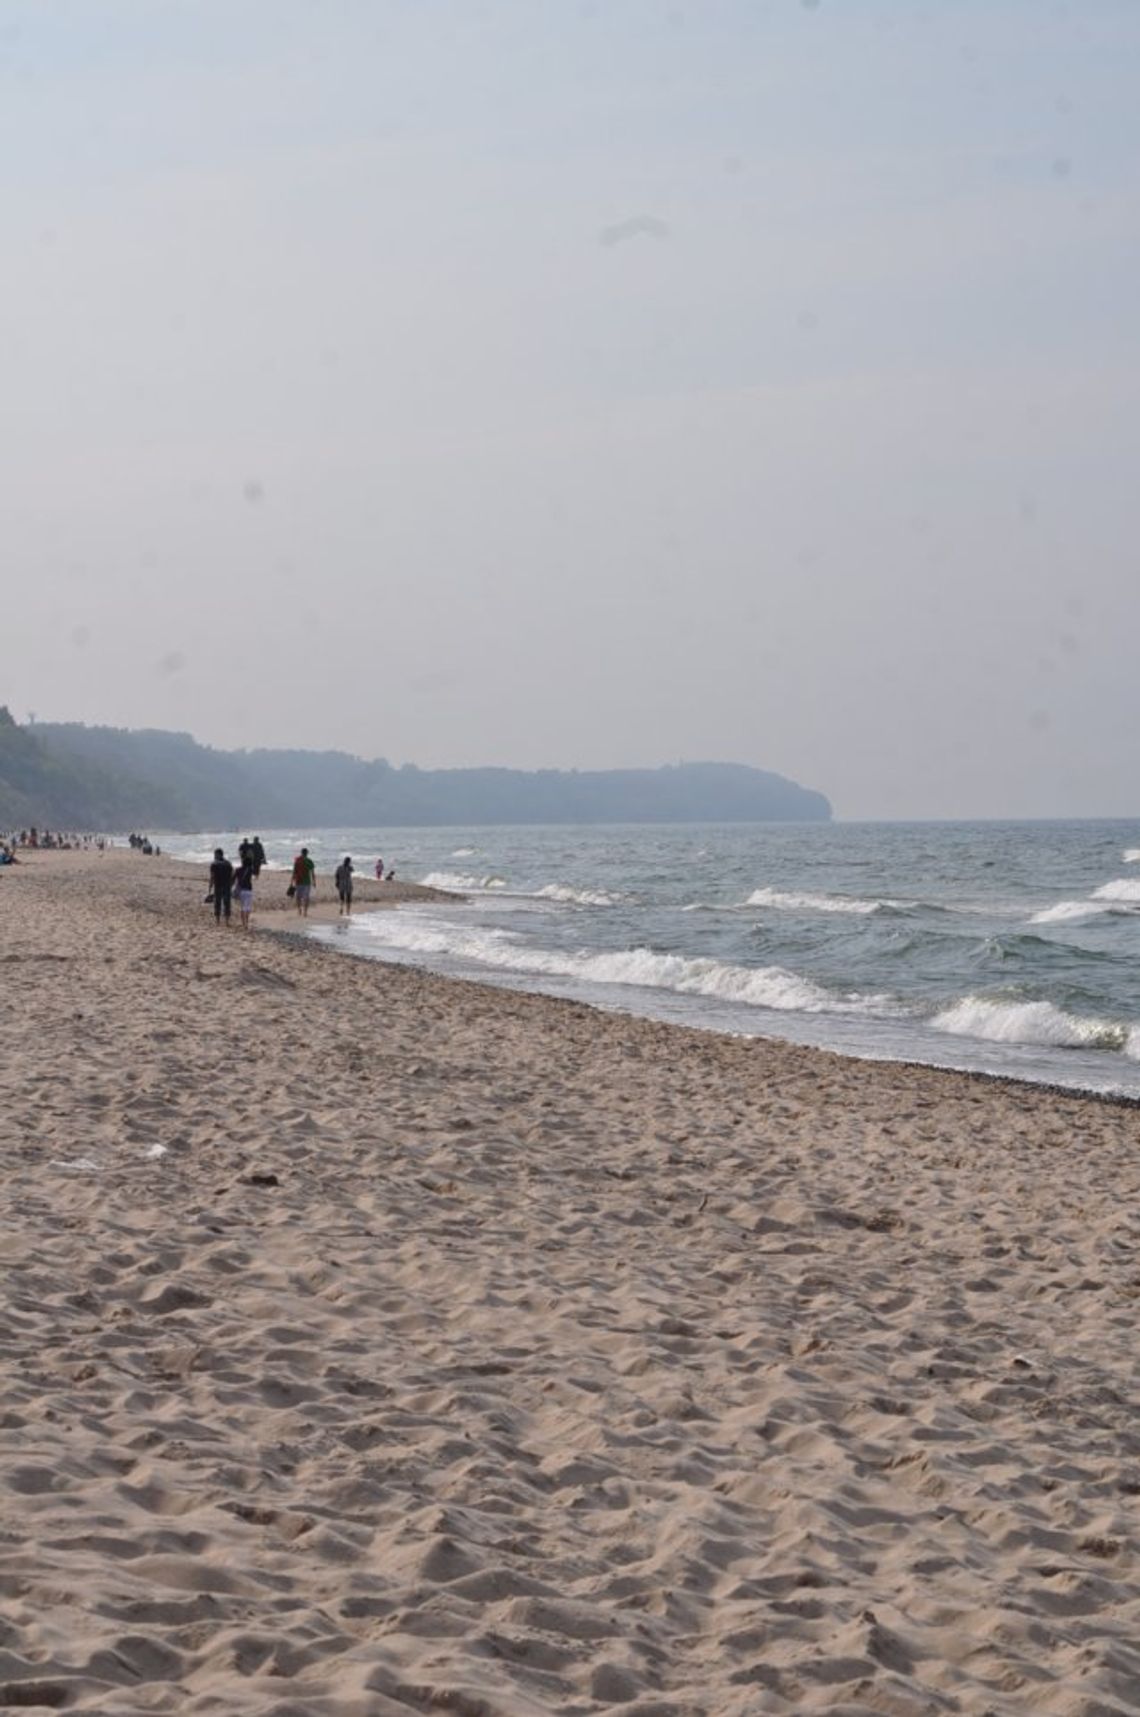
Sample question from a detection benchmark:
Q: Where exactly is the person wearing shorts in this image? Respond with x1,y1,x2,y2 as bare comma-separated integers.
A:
292,846,315,916
234,851,255,930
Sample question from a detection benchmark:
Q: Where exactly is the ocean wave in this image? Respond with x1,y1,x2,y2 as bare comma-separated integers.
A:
450,847,476,857
746,886,903,916
1029,899,1115,925
420,870,507,892
1124,849,1140,863
931,994,1133,1052
355,913,884,1016
535,883,623,907
1091,878,1140,904
971,932,1059,963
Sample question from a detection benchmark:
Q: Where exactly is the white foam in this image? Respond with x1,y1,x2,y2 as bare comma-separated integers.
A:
354,912,882,1016
931,995,1131,1052
451,847,476,857
1123,849,1140,863
746,886,897,916
1091,878,1140,903
536,883,623,907
420,870,507,892
1029,899,1113,925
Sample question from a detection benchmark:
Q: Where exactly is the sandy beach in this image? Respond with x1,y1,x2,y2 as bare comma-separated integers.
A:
1,848,1138,1715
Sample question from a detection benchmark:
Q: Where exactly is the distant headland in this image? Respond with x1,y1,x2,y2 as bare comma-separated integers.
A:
0,709,831,830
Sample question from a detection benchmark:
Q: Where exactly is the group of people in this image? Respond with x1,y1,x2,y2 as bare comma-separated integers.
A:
7,828,107,851
3,829,110,866
208,839,394,927
207,836,267,929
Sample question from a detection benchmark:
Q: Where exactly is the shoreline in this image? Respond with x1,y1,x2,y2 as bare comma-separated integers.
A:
2,849,1138,1713
15,844,1140,1107
287,913,1140,1113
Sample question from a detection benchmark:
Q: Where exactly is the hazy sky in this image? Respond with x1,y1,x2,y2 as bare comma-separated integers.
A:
3,1,1138,819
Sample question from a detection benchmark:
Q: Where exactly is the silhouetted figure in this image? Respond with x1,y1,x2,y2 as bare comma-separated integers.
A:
209,848,234,924
335,856,354,915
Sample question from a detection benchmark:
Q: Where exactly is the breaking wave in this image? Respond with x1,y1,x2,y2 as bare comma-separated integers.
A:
422,874,622,906
1030,899,1114,925
931,994,1137,1053
746,886,903,916
1091,878,1140,904
535,883,624,907
355,914,884,1016
1124,849,1140,863
421,871,507,892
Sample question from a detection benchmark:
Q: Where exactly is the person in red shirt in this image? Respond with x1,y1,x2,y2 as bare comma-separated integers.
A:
291,847,315,916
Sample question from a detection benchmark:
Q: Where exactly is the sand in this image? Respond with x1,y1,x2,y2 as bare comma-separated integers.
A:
1,847,1138,1716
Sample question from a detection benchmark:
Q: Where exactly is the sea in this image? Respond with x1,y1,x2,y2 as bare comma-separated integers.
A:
160,822,1140,1100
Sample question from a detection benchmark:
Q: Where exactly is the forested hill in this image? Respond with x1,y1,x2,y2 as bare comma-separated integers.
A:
4,716,832,829
0,709,178,830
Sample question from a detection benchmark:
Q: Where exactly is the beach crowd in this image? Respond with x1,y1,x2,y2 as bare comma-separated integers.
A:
5,828,108,852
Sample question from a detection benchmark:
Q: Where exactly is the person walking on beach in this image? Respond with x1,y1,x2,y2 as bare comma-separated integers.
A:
251,836,266,878
234,847,255,931
335,856,354,915
209,847,234,925
291,846,315,917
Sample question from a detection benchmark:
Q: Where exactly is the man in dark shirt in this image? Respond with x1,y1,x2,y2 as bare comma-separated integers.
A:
251,836,267,878
209,848,234,924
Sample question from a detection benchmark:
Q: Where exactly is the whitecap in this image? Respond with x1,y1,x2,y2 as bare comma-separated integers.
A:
1029,899,1113,925
420,870,507,892
535,883,622,907
1091,878,1140,903
931,995,1130,1051
746,886,900,916
354,913,884,1016
1123,849,1140,863
451,847,476,857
